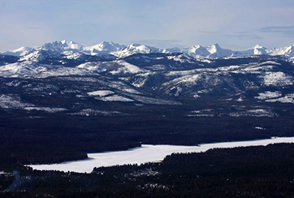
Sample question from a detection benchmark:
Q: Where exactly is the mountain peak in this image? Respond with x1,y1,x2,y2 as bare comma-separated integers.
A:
205,44,233,58
126,43,157,51
207,44,221,54
254,44,266,49
83,41,125,54
213,43,221,48
60,40,68,44
41,40,83,52
253,44,267,55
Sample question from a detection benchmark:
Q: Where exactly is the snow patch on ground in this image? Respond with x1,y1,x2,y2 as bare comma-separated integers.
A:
69,109,126,116
35,67,96,78
5,80,22,87
263,72,293,86
229,109,276,117
0,61,51,77
87,90,114,97
24,107,67,113
255,91,282,100
95,95,134,102
188,109,214,117
259,61,281,66
187,114,214,117
255,126,266,130
0,94,67,113
124,93,181,105
131,73,150,88
265,93,294,104
0,94,33,109
109,60,144,75
122,88,142,94
146,64,166,71
244,66,274,73
55,76,100,83
163,74,201,87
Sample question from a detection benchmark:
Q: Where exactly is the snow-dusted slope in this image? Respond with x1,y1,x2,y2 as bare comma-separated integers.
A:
76,60,145,75
0,61,57,77
1,46,35,57
83,41,126,55
113,44,162,58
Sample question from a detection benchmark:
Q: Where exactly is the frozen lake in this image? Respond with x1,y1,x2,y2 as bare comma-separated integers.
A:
28,137,294,173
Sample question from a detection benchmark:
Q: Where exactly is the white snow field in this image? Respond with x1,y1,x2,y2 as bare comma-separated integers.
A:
29,137,294,173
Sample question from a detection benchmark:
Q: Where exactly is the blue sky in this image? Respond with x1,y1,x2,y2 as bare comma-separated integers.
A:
1,0,294,51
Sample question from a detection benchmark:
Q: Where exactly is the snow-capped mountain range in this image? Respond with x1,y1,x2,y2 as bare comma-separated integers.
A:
1,40,294,119
1,40,294,60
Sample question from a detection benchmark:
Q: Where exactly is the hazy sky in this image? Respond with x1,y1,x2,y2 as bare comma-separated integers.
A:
1,0,294,51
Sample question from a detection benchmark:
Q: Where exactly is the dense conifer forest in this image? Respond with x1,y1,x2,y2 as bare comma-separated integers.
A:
1,143,294,197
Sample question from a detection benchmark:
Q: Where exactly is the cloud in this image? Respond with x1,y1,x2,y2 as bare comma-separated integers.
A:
259,26,294,36
0,0,7,8
1,0,294,51
131,39,184,48
200,31,262,40
25,26,41,30
229,32,263,40
0,15,56,51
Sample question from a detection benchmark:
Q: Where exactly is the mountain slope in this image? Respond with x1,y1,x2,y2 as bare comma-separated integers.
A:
0,40,294,121
1,41,294,167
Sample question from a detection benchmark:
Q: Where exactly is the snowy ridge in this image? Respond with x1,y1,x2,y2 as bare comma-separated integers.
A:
1,46,35,57
41,40,83,52
112,43,162,58
2,40,294,59
232,45,268,57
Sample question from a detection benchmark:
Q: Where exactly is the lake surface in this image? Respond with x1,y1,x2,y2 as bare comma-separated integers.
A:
29,137,294,173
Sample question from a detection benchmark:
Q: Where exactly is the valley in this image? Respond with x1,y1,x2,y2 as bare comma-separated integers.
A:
1,40,294,196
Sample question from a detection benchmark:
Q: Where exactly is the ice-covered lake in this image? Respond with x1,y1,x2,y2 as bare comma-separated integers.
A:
28,137,294,173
